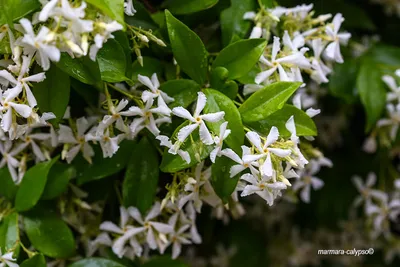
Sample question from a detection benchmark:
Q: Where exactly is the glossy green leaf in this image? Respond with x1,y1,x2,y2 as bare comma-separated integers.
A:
41,163,75,200
75,141,136,185
56,54,101,87
237,64,261,84
0,167,18,200
97,39,128,82
68,258,127,267
33,65,70,120
211,156,240,203
329,59,358,102
142,256,188,267
165,0,219,14
0,212,19,251
132,57,164,81
239,82,301,123
24,207,76,258
125,1,158,29
368,45,400,67
123,137,159,214
357,59,386,131
160,79,200,108
220,0,256,47
114,31,133,79
15,157,58,212
85,0,125,27
20,254,46,267
209,67,238,99
246,104,317,137
165,10,208,85
160,122,214,173
203,89,244,153
212,39,267,79
0,0,40,25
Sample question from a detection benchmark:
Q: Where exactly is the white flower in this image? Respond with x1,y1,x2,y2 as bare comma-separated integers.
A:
100,207,144,258
138,73,174,115
367,198,400,239
19,18,60,70
86,233,112,257
127,203,174,250
86,129,122,158
172,92,225,145
58,117,96,163
310,38,331,84
0,141,26,183
324,13,351,63
292,89,320,118
124,0,136,16
0,90,32,132
255,36,310,84
38,0,58,21
0,249,18,267
383,71,400,102
210,122,231,163
249,26,263,39
244,129,291,176
89,21,123,60
352,173,388,212
292,159,325,203
166,213,192,259
57,0,93,33
377,103,400,140
221,146,259,178
156,135,190,164
240,173,287,206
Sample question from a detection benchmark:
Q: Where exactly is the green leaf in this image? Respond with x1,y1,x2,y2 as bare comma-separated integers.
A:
258,0,273,8
0,168,18,200
0,212,19,251
132,57,163,81
203,89,244,153
125,1,158,30
142,256,188,267
246,104,317,137
160,79,200,108
56,54,101,87
0,0,40,25
211,156,239,203
220,0,256,47
75,141,136,185
15,157,58,212
212,39,267,80
160,122,214,173
123,137,159,214
237,64,261,84
209,67,238,100
357,59,386,131
33,65,70,120
114,31,133,79
68,258,127,267
20,254,46,267
85,0,125,27
165,10,208,85
41,163,75,200
329,59,358,102
97,39,128,82
239,82,301,123
368,45,400,67
165,0,219,15
24,207,75,258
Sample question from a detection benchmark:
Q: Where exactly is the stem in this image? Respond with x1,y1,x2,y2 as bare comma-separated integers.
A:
19,241,37,258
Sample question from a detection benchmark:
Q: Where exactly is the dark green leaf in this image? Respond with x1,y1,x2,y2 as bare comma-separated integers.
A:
357,59,386,131
329,59,358,102
56,54,101,87
160,79,200,108
114,31,133,79
220,0,256,47
165,0,219,14
209,67,238,99
68,258,127,267
132,57,163,81
24,206,76,258
33,65,70,120
213,39,267,79
236,64,261,84
160,122,214,173
211,156,239,203
75,141,136,185
41,162,75,200
239,82,301,123
85,0,125,27
125,1,158,29
0,212,19,251
0,168,18,200
20,254,46,267
142,256,188,267
165,10,208,85
203,89,244,153
97,39,128,82
123,137,159,214
368,45,400,67
246,104,317,137
15,157,58,212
